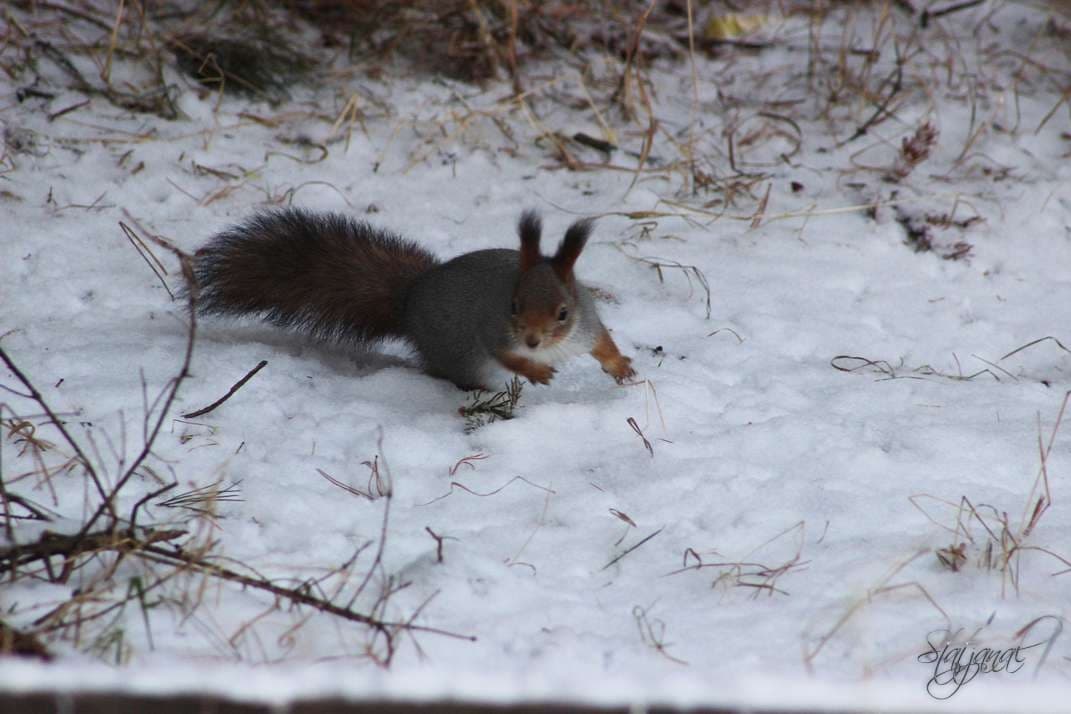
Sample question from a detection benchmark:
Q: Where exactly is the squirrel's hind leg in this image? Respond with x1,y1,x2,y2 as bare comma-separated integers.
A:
425,352,497,392
423,363,491,392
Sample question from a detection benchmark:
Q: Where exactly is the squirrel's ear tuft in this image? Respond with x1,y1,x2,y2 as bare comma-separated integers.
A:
518,209,543,272
552,217,594,280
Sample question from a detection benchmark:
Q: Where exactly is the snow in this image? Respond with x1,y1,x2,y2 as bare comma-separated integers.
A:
2,1,1071,710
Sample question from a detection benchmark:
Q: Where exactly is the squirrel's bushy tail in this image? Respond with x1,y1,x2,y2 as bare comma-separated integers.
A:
192,208,439,343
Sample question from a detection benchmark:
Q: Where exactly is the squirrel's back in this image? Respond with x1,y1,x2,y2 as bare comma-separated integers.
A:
402,249,519,387
193,208,439,342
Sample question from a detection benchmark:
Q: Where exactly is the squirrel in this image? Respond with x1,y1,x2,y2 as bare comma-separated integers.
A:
191,208,636,391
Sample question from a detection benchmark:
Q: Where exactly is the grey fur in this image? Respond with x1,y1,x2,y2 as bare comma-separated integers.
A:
402,249,605,388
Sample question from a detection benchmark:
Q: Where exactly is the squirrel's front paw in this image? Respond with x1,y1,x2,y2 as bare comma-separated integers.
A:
604,355,636,384
497,351,556,385
525,362,557,385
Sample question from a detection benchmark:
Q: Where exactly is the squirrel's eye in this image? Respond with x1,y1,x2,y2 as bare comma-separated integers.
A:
557,306,569,322
511,300,519,316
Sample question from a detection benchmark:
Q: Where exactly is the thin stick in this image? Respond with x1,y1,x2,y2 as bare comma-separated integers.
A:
119,221,173,299
838,42,903,146
77,232,197,538
1035,84,1071,135
613,0,657,119
1000,336,1071,362
0,348,112,516
47,98,90,122
101,0,126,86
425,527,445,564
419,475,554,507
602,527,663,571
921,0,985,26
14,0,112,30
751,182,772,229
182,361,267,419
627,417,654,457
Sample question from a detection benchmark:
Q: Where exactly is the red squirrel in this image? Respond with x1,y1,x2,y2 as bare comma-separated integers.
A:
192,208,635,390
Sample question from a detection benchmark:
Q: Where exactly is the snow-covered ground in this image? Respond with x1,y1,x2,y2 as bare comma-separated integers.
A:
2,2,1071,711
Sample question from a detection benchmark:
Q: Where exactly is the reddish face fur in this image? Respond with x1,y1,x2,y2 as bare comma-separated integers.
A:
510,211,592,351
510,264,576,350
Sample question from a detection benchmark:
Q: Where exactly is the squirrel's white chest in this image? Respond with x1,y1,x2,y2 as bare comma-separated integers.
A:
510,326,593,365
478,326,594,388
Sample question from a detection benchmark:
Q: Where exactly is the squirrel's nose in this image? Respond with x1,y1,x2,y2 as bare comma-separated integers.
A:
525,334,541,349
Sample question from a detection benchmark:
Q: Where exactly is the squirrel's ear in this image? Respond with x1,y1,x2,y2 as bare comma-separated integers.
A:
551,218,594,280
518,209,542,272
